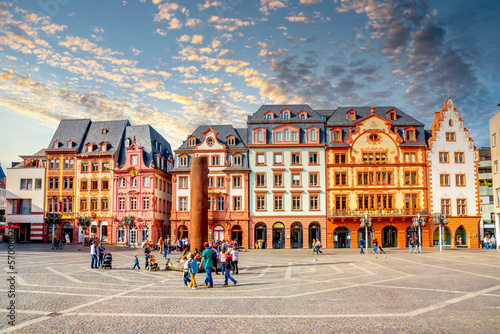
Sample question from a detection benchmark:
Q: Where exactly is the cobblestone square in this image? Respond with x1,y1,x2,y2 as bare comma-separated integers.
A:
1,244,499,333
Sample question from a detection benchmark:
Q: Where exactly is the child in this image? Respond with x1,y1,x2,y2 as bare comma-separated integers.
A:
231,246,239,275
181,256,190,286
187,253,200,289
133,254,140,270
165,258,173,270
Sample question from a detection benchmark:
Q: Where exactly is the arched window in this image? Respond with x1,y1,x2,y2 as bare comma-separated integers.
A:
284,129,290,141
300,114,305,120
449,119,453,126
284,112,289,120
311,129,317,141
267,114,272,120
257,130,264,142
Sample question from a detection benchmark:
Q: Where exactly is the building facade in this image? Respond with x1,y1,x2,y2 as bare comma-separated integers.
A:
478,147,494,244
171,125,249,247
428,98,480,248
5,150,46,242
112,125,173,245
489,107,500,249
247,105,327,249
0,164,6,228
326,106,429,249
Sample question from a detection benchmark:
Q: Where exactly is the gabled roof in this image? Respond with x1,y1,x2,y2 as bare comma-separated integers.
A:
326,106,424,127
46,119,91,152
176,125,248,151
247,104,324,123
80,120,130,156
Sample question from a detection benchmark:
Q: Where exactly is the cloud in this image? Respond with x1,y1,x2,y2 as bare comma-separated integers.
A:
41,23,67,34
186,18,201,27
155,28,167,36
285,13,312,24
260,0,288,16
191,34,203,44
149,91,196,105
197,1,222,11
92,27,104,34
208,16,255,31
299,0,322,4
169,18,182,29
131,45,142,56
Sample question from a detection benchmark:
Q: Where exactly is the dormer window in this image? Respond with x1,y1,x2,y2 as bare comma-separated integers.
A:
387,109,397,121
331,129,342,142
188,137,196,147
159,143,162,152
179,155,188,167
125,138,131,147
264,111,274,120
100,143,107,152
87,144,93,153
257,130,264,142
405,127,416,142
300,115,305,120
347,110,356,121
311,129,317,141
102,129,108,134
292,131,298,141
53,141,59,149
276,132,282,142
298,111,308,120
233,154,242,166
227,136,235,146
284,129,290,141
66,140,73,148
283,112,289,120
267,115,272,120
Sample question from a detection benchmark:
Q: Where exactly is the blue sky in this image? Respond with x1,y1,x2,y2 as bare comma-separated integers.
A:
1,0,499,169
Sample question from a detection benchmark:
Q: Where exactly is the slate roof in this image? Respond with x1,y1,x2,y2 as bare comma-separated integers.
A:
80,120,130,156
326,106,424,127
247,104,324,123
175,125,248,151
117,125,172,168
46,119,91,152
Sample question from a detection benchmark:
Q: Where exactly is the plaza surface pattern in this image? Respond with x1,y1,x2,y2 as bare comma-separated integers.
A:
1,244,499,333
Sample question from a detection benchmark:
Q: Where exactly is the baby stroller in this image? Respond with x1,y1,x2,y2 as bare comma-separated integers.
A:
147,254,160,271
102,253,112,269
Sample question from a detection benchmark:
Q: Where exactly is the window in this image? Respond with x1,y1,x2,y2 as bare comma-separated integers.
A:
358,194,375,210
335,195,347,210
49,159,55,170
291,173,301,186
131,155,138,165
274,173,283,187
388,111,396,120
131,177,137,187
256,173,266,187
405,194,417,209
309,152,318,165
179,197,187,211
377,194,393,209
283,112,289,120
233,197,241,211
309,173,319,186
102,198,109,210
87,145,93,153
118,198,125,210
257,130,264,142
80,179,88,191
188,138,196,146
81,162,88,172
440,174,450,186
357,172,393,185
233,155,242,166
48,177,59,190
292,195,301,210
406,130,415,141
439,152,449,163
310,129,317,141
35,179,42,190
64,159,70,169
119,178,125,188
256,153,265,165
102,179,109,190
274,195,283,210
493,133,497,147
446,132,456,141
363,153,386,163
457,199,466,215
495,160,498,174
455,152,464,163
292,131,298,141
217,177,225,188
300,114,306,120
310,195,319,210
441,199,450,215
404,152,416,163
227,137,235,146
92,162,99,172
233,176,241,188
208,177,214,188
179,177,187,188
63,177,73,190
256,195,266,210
55,159,60,170
334,153,346,164
284,129,290,141
207,138,214,146
91,198,98,211
456,174,465,186
102,161,110,171
291,152,301,165
332,131,341,142
81,199,87,211
267,114,272,120
179,156,188,167
143,197,149,210
20,179,32,190
143,177,150,187
212,155,219,166
69,159,74,170
405,172,417,185
218,197,225,211
208,197,216,211
335,172,347,185
130,198,137,210
91,180,98,190
275,131,282,142
348,112,356,121
274,153,283,165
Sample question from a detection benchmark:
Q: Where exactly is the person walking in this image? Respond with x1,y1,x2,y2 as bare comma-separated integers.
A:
187,253,199,289
212,244,219,275
231,246,239,275
313,239,323,255
97,242,105,268
163,238,170,258
414,237,420,254
373,238,378,254
181,255,191,286
158,237,163,254
491,234,497,249
223,251,237,286
359,238,365,254
144,243,150,269
133,254,140,270
90,241,98,268
199,242,214,288
409,238,415,254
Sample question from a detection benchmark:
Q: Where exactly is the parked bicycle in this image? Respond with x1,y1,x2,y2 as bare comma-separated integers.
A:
123,242,136,248
51,241,65,250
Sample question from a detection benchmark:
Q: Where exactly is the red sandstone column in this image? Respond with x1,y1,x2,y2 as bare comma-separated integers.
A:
190,157,209,252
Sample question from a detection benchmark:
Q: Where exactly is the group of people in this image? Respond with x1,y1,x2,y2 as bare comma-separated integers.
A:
89,241,106,268
483,234,497,249
359,238,385,254
408,237,421,254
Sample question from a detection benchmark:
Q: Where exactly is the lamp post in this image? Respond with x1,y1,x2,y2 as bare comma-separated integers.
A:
412,213,426,253
77,215,90,246
432,212,449,252
123,214,136,245
360,213,372,253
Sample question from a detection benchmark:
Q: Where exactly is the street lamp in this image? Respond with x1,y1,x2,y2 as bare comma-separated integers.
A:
360,213,372,253
432,212,449,252
412,213,426,253
77,215,90,246
122,214,136,245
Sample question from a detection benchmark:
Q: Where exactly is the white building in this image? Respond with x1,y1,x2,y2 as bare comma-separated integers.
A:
427,98,480,248
5,150,46,242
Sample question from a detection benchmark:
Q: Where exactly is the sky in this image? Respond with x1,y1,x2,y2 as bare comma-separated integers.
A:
0,0,499,169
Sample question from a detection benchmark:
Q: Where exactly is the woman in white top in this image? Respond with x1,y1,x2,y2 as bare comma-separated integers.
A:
231,246,239,275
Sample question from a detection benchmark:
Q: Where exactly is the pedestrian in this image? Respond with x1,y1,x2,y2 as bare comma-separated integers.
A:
414,237,420,254
158,237,163,254
313,239,323,255
144,242,150,269
220,246,227,274
199,242,214,288
133,254,140,270
232,246,239,275
483,236,489,249
373,238,378,254
491,234,497,249
97,242,105,268
179,238,183,251
90,241,98,268
187,253,199,289
181,255,191,286
359,238,365,254
409,238,414,254
212,244,220,275
223,251,237,286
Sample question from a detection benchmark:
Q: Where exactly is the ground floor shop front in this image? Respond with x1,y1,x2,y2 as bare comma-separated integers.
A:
170,219,249,248
110,219,167,245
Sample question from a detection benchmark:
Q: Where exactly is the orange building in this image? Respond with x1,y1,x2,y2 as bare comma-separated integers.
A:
325,106,429,249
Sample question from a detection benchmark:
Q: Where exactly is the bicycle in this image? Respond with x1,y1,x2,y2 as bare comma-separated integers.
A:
123,242,136,248
51,241,64,250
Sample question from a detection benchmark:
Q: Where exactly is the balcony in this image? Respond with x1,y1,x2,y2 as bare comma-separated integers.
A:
479,186,493,196
329,208,429,218
479,173,492,180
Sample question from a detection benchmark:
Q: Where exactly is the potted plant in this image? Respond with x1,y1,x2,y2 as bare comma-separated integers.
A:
257,239,265,249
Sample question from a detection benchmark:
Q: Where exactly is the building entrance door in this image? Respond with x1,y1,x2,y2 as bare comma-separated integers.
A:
19,224,30,242
291,222,303,249
382,226,397,247
334,226,351,248
273,222,285,249
308,222,321,248
231,225,243,247
129,228,137,244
